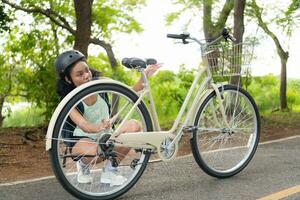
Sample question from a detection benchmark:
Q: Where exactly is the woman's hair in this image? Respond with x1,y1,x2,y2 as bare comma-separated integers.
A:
56,60,101,100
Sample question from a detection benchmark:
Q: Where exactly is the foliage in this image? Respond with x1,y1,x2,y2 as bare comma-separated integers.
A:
4,65,300,127
0,29,32,124
2,104,45,127
2,0,300,128
274,0,300,36
247,74,300,113
149,67,196,127
247,74,280,113
0,3,12,32
92,0,145,39
166,0,234,39
0,27,60,122
0,0,148,125
4,0,146,42
88,53,136,85
247,0,300,36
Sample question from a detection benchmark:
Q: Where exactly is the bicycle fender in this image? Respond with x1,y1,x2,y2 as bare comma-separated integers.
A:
45,78,135,151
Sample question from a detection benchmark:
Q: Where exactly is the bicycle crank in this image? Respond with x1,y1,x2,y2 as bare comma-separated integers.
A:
158,137,178,161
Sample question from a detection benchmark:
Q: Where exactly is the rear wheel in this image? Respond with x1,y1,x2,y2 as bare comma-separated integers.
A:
49,83,153,200
190,85,260,178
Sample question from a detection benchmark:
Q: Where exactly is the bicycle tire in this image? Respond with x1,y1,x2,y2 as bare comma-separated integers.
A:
49,83,153,200
190,84,260,178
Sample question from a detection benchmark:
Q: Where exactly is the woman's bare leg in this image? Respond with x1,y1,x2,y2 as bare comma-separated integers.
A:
72,138,99,164
114,119,141,159
72,119,141,165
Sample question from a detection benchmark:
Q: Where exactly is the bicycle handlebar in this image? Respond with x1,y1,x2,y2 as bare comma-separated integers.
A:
166,33,190,39
167,33,190,44
167,28,236,47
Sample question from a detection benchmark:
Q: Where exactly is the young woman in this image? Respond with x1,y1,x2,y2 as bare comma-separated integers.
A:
54,50,161,185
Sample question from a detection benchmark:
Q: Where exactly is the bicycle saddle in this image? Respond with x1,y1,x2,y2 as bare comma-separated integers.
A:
122,57,157,69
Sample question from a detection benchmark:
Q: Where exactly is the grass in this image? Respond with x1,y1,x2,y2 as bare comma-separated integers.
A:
2,106,45,128
261,112,300,127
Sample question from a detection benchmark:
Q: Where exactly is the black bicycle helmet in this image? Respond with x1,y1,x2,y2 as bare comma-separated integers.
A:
54,50,85,75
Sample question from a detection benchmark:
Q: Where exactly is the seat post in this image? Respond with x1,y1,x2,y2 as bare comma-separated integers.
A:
137,67,161,131
137,67,149,90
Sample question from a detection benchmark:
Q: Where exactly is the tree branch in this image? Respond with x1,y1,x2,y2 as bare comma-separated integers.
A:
7,93,28,98
2,0,76,35
203,0,234,39
251,0,288,59
203,0,214,39
89,37,108,47
89,38,117,68
216,0,234,31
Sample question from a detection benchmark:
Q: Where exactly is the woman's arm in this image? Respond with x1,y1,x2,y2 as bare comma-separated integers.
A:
69,108,110,133
132,63,162,92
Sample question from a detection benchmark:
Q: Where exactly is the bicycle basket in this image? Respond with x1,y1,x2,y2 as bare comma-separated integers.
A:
202,42,254,77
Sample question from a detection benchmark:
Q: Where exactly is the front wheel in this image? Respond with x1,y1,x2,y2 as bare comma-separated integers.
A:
49,83,153,200
190,85,260,178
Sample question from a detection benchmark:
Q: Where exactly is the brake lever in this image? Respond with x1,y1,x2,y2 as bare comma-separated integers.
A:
182,38,189,44
174,41,182,44
228,35,236,42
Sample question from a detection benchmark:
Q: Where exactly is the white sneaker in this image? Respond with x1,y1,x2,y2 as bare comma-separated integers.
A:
100,170,127,186
76,160,93,184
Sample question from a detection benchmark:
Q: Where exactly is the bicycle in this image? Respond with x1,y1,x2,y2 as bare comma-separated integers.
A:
46,28,260,200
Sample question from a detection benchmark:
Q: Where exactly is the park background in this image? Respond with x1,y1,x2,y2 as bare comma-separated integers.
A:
0,0,300,183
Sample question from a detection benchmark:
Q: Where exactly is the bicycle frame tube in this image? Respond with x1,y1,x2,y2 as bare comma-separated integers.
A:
111,89,149,137
110,65,214,149
168,67,211,146
141,68,161,131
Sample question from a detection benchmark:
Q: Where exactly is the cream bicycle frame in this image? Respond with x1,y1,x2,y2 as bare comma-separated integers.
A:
110,62,227,157
45,34,230,160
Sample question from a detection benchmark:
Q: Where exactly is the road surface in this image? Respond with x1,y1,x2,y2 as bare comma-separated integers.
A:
1,136,300,200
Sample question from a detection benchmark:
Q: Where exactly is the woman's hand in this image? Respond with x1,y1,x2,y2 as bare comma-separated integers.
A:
145,63,162,78
132,63,162,92
97,118,111,132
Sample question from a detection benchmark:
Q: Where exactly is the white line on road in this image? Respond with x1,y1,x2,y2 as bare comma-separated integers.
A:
0,175,55,187
1,135,299,187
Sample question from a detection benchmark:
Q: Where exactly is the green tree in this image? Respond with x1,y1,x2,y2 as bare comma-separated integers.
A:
0,2,11,32
167,0,248,86
248,0,299,111
167,0,234,40
0,28,60,124
0,0,147,125
2,0,145,68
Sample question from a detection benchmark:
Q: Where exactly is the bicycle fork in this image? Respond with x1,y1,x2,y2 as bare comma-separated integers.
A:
210,83,230,129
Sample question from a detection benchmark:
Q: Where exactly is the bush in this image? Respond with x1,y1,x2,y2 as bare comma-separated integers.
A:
5,64,300,128
247,74,300,113
3,104,45,128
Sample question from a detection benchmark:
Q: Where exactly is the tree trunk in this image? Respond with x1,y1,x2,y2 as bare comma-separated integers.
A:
280,52,288,110
250,0,289,110
74,0,118,68
3,0,119,69
230,0,246,85
203,0,214,40
233,0,245,43
73,0,93,57
202,0,234,40
0,95,6,127
89,38,118,69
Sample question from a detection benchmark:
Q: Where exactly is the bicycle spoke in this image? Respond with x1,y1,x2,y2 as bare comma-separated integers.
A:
49,86,152,198
192,86,259,177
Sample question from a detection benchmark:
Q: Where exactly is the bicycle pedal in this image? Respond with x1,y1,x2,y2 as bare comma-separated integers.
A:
143,149,156,155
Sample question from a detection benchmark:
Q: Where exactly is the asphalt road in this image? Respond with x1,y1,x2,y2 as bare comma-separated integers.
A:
1,136,300,200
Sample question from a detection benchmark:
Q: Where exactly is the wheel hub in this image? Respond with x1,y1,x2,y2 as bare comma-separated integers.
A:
221,128,234,135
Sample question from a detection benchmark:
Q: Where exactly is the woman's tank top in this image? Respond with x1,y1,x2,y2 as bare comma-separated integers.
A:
73,95,109,140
